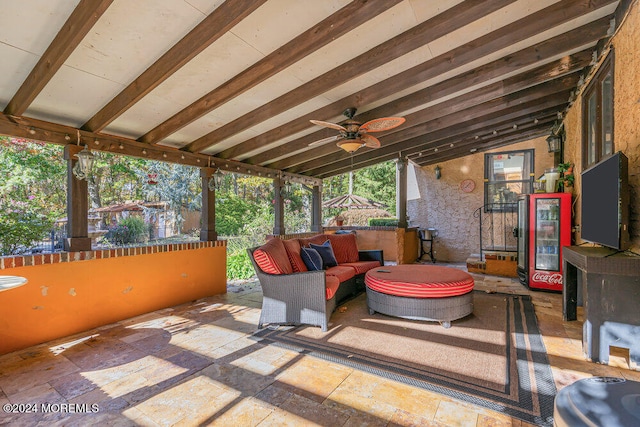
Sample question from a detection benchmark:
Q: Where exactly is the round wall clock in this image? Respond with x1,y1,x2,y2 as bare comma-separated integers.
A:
460,179,475,193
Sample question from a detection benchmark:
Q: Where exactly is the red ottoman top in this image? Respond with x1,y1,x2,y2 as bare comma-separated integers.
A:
365,265,474,298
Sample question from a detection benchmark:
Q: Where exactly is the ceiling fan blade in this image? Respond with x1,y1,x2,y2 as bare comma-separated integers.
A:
361,134,381,148
310,119,347,132
308,135,339,147
359,117,405,133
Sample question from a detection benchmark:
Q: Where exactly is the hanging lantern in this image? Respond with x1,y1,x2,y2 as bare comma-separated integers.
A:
147,173,158,185
72,145,94,181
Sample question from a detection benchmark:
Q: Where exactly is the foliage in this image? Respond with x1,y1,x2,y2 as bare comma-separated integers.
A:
0,198,55,255
103,216,148,245
216,194,263,236
0,136,399,261
368,217,399,227
0,137,66,218
0,138,62,254
226,250,255,280
322,161,396,221
558,162,574,187
142,161,201,229
331,208,391,226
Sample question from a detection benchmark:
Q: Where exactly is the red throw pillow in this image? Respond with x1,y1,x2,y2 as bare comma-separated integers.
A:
326,233,359,263
282,239,308,272
253,238,293,275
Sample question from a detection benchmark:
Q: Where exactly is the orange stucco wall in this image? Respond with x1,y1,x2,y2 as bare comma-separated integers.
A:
0,246,226,355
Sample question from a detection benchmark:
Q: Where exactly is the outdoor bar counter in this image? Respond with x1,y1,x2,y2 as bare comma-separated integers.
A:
323,226,419,264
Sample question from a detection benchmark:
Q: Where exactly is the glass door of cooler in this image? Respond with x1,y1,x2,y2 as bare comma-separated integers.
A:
535,198,560,271
517,197,527,271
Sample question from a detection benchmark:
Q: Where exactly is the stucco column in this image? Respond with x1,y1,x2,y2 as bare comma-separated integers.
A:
200,167,217,241
273,176,285,236
64,145,91,252
311,184,322,232
396,156,408,229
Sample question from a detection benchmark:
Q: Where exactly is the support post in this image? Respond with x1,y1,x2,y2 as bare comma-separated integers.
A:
396,156,408,228
311,184,322,232
273,176,285,236
200,167,217,241
64,145,91,251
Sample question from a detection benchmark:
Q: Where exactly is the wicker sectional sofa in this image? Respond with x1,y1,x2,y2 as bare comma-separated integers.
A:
248,233,383,331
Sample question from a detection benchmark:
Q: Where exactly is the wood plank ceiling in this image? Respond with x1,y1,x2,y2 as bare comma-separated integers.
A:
0,0,625,182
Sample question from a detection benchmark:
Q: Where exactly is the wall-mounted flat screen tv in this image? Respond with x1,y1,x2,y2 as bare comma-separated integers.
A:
580,151,629,250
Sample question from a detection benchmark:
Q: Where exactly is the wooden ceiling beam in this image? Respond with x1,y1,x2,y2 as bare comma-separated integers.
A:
297,96,568,176
3,0,114,116
0,113,320,186
317,125,554,179
139,0,403,144
239,4,614,165
82,0,267,133
271,56,586,171
305,99,566,177
187,0,516,154
411,128,553,168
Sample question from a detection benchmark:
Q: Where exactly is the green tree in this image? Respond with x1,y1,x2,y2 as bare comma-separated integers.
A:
353,161,396,215
141,161,201,231
216,194,262,236
0,138,63,254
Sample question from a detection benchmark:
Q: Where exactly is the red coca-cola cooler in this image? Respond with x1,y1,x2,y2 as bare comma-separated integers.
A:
516,193,572,291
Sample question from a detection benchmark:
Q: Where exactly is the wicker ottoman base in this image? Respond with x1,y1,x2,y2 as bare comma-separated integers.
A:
366,288,473,328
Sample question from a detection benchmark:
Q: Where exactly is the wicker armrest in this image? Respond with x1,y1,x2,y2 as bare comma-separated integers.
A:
257,269,326,300
248,246,334,330
358,249,384,264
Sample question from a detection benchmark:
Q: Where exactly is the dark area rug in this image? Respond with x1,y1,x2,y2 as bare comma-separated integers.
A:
254,291,556,426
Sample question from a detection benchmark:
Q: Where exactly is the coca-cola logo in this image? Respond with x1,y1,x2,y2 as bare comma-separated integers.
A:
532,272,563,285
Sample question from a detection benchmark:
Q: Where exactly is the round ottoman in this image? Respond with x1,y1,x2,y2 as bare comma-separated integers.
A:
365,265,474,328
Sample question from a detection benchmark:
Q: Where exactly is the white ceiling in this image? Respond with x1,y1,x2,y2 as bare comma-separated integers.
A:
0,0,622,178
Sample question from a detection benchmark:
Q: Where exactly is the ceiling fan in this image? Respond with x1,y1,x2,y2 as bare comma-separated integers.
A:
309,107,405,153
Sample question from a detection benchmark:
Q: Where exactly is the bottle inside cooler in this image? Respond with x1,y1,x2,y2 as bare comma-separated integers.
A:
535,200,560,271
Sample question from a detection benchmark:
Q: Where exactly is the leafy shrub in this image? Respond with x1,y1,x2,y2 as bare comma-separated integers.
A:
226,250,255,280
104,216,148,245
0,198,54,255
368,217,399,227
216,195,261,236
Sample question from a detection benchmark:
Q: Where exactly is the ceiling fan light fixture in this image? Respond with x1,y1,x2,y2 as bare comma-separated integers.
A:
337,140,364,153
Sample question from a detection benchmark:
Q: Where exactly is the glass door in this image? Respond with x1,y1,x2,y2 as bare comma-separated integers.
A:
517,197,527,270
535,198,560,271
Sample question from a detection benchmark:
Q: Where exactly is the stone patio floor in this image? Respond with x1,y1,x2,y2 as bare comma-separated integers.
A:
1,263,639,426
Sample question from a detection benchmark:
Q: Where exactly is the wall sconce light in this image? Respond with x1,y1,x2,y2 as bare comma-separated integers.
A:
546,122,564,153
546,134,561,153
434,165,441,180
72,145,94,180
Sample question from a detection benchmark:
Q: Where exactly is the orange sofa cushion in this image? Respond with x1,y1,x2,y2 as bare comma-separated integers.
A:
341,260,381,275
325,265,356,282
325,275,340,300
298,234,328,248
253,238,293,275
282,239,308,273
326,233,359,264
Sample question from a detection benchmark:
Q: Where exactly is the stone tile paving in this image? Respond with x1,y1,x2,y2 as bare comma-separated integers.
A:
0,264,636,426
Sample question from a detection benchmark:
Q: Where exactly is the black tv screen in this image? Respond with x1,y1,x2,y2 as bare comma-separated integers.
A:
581,152,629,250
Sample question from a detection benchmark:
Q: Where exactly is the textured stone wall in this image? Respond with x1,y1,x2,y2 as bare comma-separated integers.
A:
408,138,553,262
563,2,640,251
408,3,640,260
